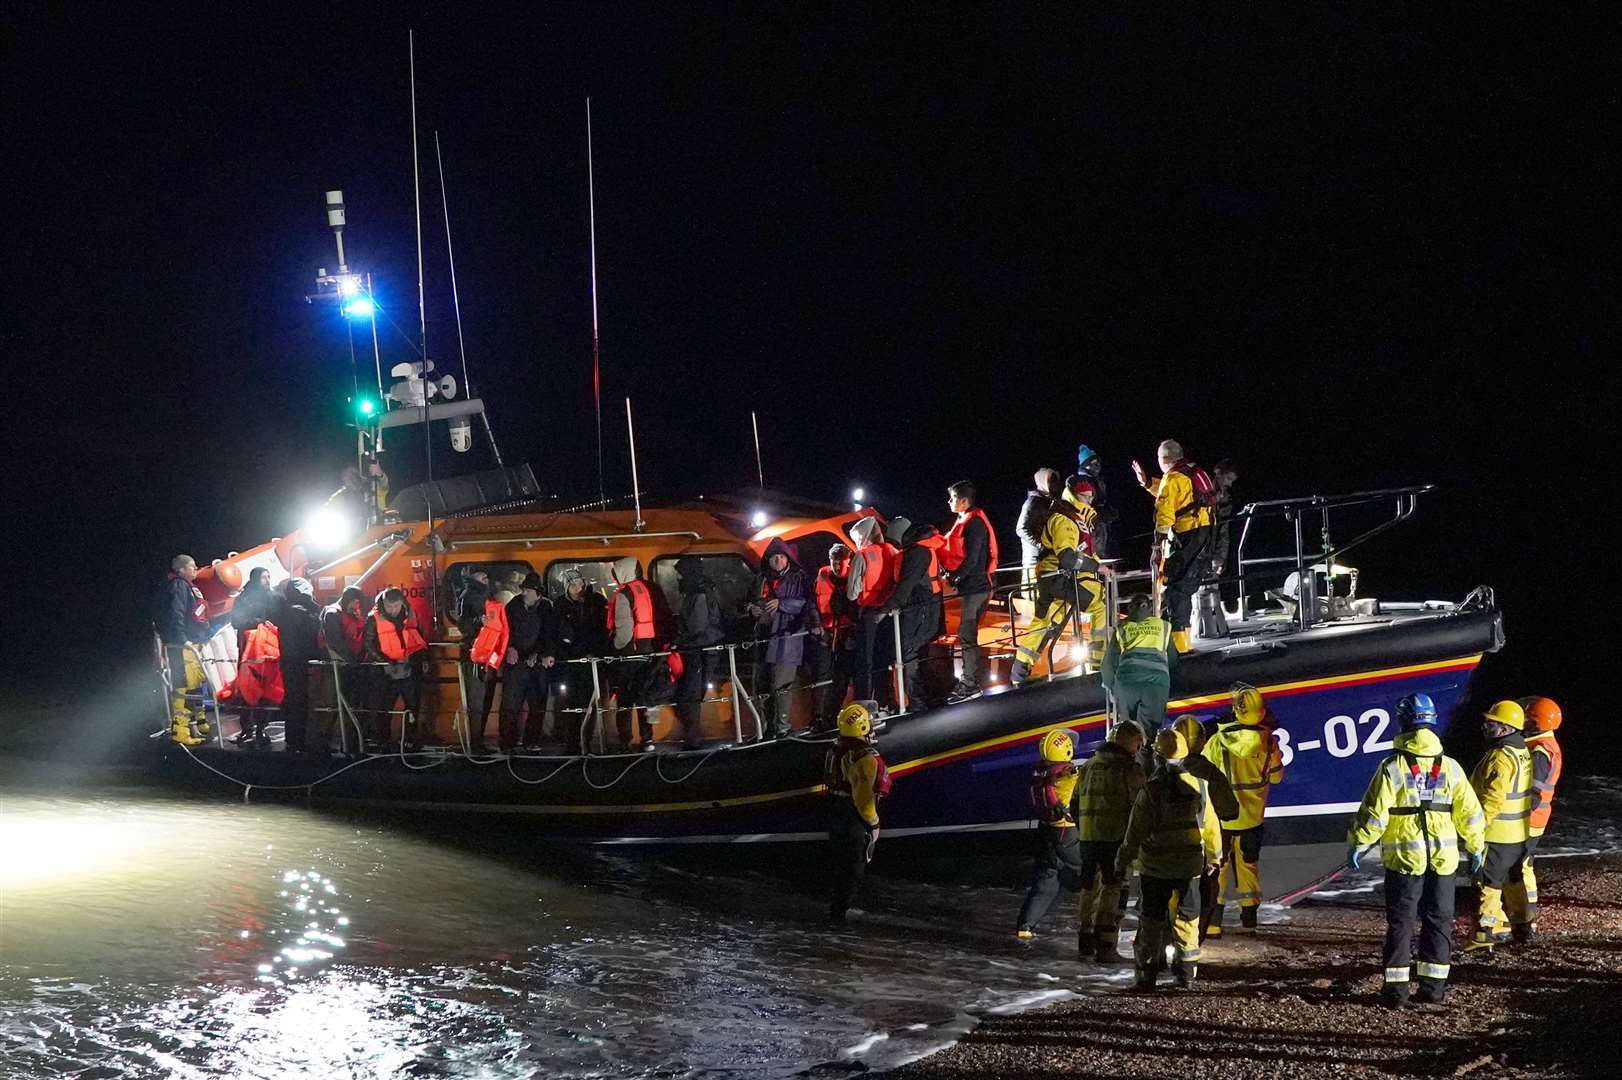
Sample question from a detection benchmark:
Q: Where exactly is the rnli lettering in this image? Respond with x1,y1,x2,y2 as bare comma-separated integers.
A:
381,584,432,599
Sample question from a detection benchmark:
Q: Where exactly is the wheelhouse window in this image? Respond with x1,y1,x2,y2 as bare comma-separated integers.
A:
442,560,534,622
649,554,756,636
544,558,621,602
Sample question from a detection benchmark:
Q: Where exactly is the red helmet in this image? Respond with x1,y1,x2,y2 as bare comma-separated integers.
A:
1517,696,1563,733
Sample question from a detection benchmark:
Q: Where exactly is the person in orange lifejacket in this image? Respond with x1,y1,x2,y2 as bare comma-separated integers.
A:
607,556,659,749
811,544,857,731
941,480,999,702
1515,696,1564,945
364,586,429,751
320,586,369,748
465,575,518,754
227,619,284,749
893,519,946,709
847,515,900,710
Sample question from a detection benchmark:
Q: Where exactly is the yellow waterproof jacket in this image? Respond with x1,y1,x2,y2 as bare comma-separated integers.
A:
1202,717,1285,830
1035,505,1099,581
1072,742,1147,842
1471,737,1533,845
1347,728,1485,875
1149,470,1212,535
1116,767,1221,879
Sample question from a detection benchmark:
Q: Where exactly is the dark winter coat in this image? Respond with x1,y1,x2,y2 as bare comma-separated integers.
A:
1016,490,1057,566
158,573,212,645
504,594,557,663
454,574,491,639
230,579,276,632
555,590,610,660
675,557,725,650
896,523,945,658
752,538,812,667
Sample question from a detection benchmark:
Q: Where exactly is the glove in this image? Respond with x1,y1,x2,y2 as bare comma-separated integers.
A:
862,825,880,864
1468,850,1484,875
1345,848,1361,871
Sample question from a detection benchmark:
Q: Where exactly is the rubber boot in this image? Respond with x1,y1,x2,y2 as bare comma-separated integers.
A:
1240,906,1259,932
1094,930,1125,964
1380,984,1409,1009
1172,961,1196,989
1510,922,1537,946
1172,629,1192,653
1463,928,1509,953
1413,980,1446,1006
1206,906,1225,941
1010,660,1031,687
1132,965,1159,992
171,715,204,746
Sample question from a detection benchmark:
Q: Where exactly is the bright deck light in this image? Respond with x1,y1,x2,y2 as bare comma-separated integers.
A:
751,510,768,528
342,297,375,318
305,506,353,550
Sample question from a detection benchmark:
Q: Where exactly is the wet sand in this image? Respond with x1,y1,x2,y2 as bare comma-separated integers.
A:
889,854,1622,1079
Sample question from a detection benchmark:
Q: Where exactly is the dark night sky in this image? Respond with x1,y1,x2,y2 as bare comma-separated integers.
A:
2,8,1608,750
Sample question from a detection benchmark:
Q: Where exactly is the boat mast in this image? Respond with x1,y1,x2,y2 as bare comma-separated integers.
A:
752,410,765,489
587,98,605,504
409,29,439,621
434,130,503,466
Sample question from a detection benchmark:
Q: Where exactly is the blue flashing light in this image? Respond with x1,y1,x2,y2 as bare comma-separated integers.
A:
342,297,375,319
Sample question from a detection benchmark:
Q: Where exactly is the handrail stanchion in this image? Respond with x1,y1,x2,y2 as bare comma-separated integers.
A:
1291,509,1313,631
727,645,744,744
890,612,908,714
589,657,605,755
331,661,349,755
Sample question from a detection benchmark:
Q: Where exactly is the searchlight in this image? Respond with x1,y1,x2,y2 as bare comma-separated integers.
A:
751,510,769,529
305,506,354,551
342,297,375,319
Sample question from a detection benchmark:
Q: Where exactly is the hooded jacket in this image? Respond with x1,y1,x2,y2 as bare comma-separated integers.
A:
845,516,898,608
1116,763,1222,879
1016,472,1062,566
674,557,725,649
230,578,277,633
320,588,368,663
895,522,945,657
274,585,322,667
610,556,654,651
1201,714,1286,830
454,573,491,639
754,538,811,667
1348,727,1485,875
555,585,609,661
505,591,557,664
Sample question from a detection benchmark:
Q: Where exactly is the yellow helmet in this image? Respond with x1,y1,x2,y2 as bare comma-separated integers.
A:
1039,729,1075,763
1483,699,1526,731
1154,729,1188,760
1232,683,1266,724
837,702,874,739
1171,714,1206,755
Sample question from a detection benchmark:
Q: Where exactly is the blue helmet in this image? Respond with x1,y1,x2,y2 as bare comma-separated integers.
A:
1396,693,1437,730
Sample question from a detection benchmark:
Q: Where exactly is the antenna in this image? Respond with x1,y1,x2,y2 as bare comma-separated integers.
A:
625,397,644,531
587,98,604,503
408,29,438,626
751,410,765,489
433,130,503,466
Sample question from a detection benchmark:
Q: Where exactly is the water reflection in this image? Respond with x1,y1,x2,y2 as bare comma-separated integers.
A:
1,789,1125,1077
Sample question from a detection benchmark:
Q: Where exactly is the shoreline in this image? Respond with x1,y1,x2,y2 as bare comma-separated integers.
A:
885,852,1622,1079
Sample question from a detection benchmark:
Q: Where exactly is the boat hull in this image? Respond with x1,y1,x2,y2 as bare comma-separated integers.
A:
153,609,1500,899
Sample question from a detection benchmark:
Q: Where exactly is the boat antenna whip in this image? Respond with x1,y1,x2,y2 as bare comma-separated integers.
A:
434,129,503,466
409,29,439,623
626,397,644,531
588,98,605,503
752,410,765,489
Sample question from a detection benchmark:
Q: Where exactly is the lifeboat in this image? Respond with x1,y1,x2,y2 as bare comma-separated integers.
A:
151,482,1503,900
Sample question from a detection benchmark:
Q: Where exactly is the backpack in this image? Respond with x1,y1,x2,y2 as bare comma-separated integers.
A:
1173,461,1218,512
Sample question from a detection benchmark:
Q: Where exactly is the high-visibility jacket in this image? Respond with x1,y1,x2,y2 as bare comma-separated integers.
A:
1030,763,1080,828
1348,727,1484,875
1118,767,1221,879
373,608,428,661
1150,466,1213,535
941,508,1000,591
1108,618,1173,685
607,579,658,643
824,741,888,828
1072,742,1146,842
1202,718,1286,830
854,541,899,609
1471,738,1534,845
469,598,510,670
1527,732,1563,837
228,621,285,705
1035,506,1100,584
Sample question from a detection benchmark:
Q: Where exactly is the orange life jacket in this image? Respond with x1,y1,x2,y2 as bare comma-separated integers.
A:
815,566,854,631
1528,732,1563,834
373,607,428,661
232,622,285,705
607,578,658,642
469,598,510,670
855,541,899,609
919,533,946,595
941,508,1001,590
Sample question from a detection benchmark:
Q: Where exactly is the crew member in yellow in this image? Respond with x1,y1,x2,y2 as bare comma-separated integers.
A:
1346,692,1484,1007
1201,684,1286,937
1016,729,1084,939
1072,723,1146,962
1514,696,1564,946
1101,594,1179,750
1131,439,1214,653
157,553,213,745
1011,480,1101,686
1169,714,1240,942
1115,728,1222,991
1467,699,1535,951
823,701,891,924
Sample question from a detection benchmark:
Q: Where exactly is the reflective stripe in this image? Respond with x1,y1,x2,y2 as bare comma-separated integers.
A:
1496,810,1529,820
1390,804,1453,815
1504,789,1531,799
1227,891,1262,902
1383,966,1411,984
1386,837,1457,852
1181,947,1202,962
1415,961,1449,981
